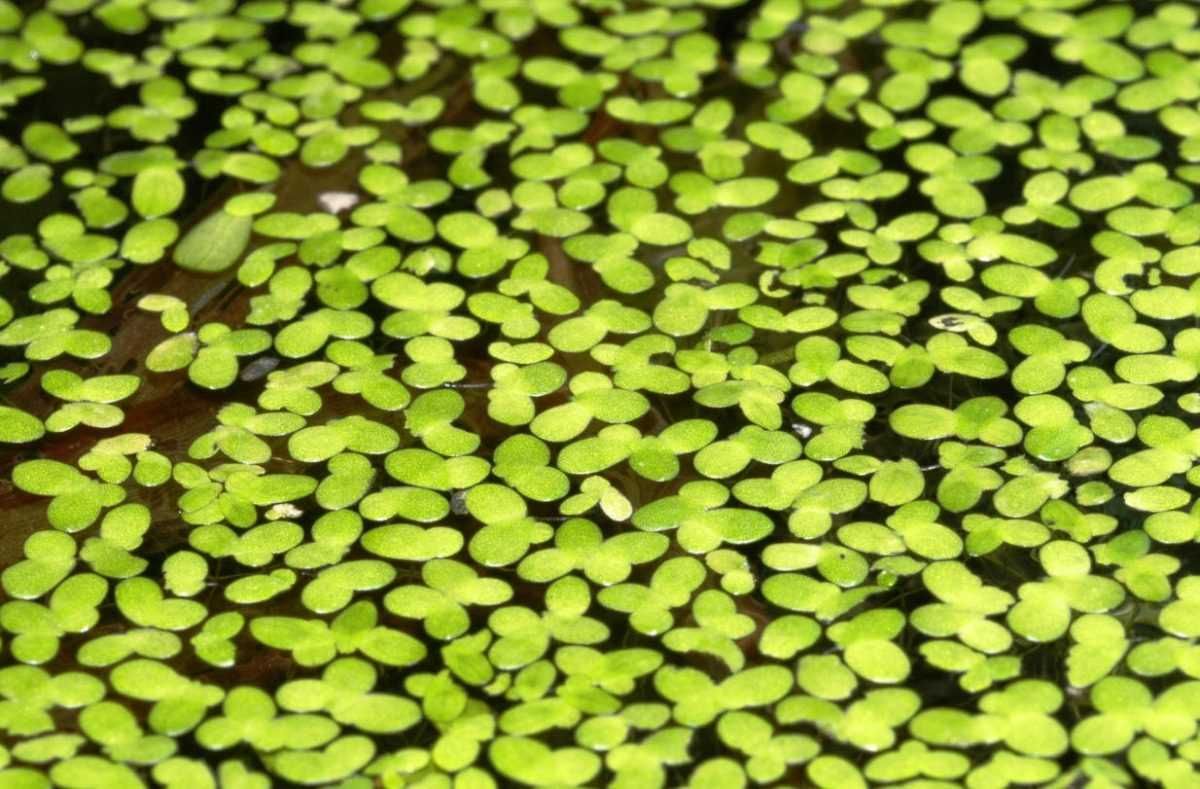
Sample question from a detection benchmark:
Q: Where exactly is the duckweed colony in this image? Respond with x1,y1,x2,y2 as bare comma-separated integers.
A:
7,0,1200,786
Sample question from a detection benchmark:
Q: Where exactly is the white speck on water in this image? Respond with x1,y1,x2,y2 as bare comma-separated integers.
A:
267,503,304,520
318,191,360,214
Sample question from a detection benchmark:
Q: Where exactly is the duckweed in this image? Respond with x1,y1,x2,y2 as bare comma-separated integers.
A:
5,0,1200,786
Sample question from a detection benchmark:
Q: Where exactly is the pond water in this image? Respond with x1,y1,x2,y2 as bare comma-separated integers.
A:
0,0,1197,786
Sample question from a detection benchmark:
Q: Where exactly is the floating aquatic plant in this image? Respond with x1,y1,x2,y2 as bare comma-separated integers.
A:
5,0,1200,786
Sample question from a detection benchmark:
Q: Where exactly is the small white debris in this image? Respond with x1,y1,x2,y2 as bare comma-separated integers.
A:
791,422,813,438
267,503,304,520
318,191,360,214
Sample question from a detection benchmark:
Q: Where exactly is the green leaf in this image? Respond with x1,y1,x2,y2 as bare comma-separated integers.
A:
0,406,44,443
174,210,253,273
